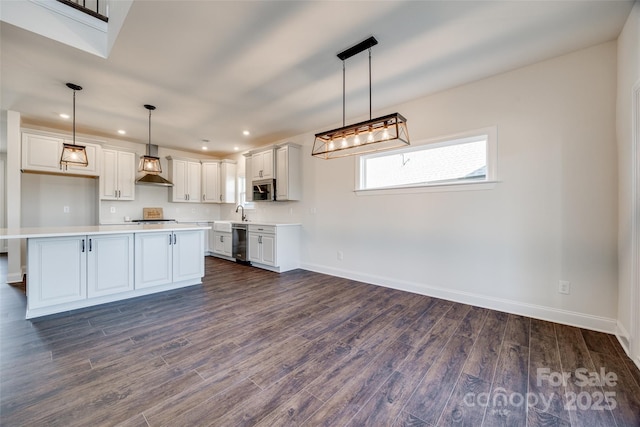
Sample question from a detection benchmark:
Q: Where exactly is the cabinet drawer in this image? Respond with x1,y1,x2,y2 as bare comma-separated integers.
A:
248,225,276,234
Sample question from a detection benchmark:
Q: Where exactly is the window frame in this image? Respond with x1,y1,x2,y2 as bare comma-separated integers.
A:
355,126,498,195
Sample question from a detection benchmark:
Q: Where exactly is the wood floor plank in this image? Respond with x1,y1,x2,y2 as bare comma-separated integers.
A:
402,335,475,425
555,324,617,427
528,332,570,423
481,341,529,427
589,350,640,427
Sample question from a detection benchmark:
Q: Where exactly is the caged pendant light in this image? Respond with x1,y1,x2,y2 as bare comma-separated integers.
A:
138,104,162,175
60,83,89,168
312,36,410,159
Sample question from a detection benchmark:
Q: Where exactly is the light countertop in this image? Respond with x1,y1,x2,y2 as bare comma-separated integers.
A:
0,223,211,240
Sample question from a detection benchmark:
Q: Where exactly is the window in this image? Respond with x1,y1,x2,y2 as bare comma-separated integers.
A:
356,126,497,193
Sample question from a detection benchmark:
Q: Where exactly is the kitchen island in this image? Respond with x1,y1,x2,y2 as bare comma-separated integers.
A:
0,224,210,319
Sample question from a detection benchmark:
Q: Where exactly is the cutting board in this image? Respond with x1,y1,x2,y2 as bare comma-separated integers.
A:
143,207,164,220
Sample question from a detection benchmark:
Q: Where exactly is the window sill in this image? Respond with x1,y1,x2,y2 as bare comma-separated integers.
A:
354,180,499,196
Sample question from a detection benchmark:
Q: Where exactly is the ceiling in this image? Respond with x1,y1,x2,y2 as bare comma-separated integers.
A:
0,1,635,156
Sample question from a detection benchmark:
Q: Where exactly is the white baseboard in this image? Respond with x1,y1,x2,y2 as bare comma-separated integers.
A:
7,272,23,284
301,262,618,334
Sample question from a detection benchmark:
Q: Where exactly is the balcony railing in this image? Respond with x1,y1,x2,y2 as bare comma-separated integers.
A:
57,0,108,22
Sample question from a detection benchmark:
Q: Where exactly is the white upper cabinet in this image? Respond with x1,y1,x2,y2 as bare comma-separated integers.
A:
220,160,236,203
201,160,236,203
201,161,220,203
101,149,135,200
244,154,253,202
168,157,201,203
22,131,100,176
276,143,301,201
251,148,274,180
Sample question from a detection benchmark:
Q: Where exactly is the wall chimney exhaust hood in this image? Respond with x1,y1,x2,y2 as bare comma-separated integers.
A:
136,144,173,186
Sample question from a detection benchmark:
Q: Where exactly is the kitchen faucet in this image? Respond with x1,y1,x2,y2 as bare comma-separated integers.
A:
235,205,247,222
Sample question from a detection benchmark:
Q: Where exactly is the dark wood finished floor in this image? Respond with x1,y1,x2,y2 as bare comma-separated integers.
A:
1,255,639,426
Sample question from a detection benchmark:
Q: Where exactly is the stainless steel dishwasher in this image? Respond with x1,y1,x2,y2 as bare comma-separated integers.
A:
232,223,249,262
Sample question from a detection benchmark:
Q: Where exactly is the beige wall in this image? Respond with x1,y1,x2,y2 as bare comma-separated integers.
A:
238,41,620,331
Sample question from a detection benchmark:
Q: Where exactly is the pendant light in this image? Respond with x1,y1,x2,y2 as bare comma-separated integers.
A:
138,104,162,174
60,83,89,168
312,36,410,159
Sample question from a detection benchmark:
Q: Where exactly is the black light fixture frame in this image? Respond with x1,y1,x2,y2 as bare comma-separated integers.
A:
138,104,162,174
312,36,410,159
60,82,89,168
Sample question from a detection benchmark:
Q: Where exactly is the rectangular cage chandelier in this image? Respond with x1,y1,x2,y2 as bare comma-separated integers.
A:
312,36,410,159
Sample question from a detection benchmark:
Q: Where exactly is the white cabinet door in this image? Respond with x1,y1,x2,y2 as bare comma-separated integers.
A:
213,231,232,256
260,234,276,266
27,236,87,309
187,161,201,203
116,151,136,200
170,159,188,202
135,232,173,288
101,149,119,199
244,155,253,202
248,233,261,263
169,158,201,202
251,149,274,180
87,234,134,298
247,231,276,266
101,149,135,200
275,144,301,201
22,133,63,173
172,230,204,282
220,161,236,203
201,161,220,203
276,147,288,200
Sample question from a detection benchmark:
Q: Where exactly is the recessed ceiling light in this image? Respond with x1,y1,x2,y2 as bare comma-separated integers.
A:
242,130,250,136
234,146,239,151
202,146,208,150
117,130,126,135
59,113,70,119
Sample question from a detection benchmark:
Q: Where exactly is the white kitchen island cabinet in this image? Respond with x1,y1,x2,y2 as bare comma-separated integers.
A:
27,236,88,309
28,233,135,310
135,229,205,288
3,224,209,319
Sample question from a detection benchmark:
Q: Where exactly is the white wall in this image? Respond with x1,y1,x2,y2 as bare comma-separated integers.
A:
21,173,98,227
249,42,620,332
616,2,640,362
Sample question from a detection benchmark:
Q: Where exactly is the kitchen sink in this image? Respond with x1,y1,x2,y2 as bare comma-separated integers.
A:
213,221,232,232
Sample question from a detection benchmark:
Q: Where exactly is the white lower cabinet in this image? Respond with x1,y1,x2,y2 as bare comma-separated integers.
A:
87,234,134,298
27,233,134,310
28,236,87,310
212,231,232,257
135,230,204,289
248,225,277,267
246,224,300,272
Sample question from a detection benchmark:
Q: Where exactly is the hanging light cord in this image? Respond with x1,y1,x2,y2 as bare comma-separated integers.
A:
342,60,346,127
72,88,77,145
369,47,372,120
148,108,152,156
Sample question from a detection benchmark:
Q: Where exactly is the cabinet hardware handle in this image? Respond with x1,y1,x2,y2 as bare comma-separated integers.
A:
89,239,92,252
82,239,85,252
258,236,262,244
203,194,205,201
220,236,223,242
169,234,172,245
173,234,177,245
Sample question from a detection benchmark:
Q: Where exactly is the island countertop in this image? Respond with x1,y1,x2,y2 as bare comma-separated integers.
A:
0,223,211,240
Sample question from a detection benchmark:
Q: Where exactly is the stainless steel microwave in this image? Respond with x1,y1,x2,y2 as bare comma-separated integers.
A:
252,179,276,201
